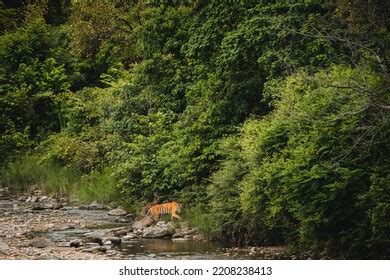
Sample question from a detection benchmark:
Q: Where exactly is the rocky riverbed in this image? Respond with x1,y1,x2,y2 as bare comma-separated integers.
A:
0,186,291,260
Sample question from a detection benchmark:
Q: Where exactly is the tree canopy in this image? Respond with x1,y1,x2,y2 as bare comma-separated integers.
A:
1,0,389,259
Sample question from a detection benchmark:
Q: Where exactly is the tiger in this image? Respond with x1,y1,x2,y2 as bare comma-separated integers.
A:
146,201,182,220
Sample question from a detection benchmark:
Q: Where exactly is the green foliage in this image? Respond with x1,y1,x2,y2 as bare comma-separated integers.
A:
1,0,389,259
0,154,119,203
0,154,80,197
209,67,389,258
73,167,120,205
40,85,119,172
0,18,73,162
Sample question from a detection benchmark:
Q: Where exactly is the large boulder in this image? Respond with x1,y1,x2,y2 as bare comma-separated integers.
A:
142,222,175,238
132,216,154,229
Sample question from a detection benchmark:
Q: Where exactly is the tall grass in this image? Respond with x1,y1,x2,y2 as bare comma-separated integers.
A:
183,205,219,240
73,167,121,205
0,154,81,197
0,155,120,204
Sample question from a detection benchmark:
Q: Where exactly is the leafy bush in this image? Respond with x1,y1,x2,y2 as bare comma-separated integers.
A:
208,67,390,258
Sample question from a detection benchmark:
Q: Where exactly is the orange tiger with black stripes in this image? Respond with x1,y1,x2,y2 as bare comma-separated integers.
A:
146,201,182,220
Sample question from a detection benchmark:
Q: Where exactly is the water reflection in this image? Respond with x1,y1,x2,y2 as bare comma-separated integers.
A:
121,239,225,259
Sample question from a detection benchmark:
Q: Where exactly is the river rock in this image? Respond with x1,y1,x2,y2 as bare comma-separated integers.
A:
28,237,54,248
18,196,27,202
108,207,127,216
31,202,63,211
156,221,167,226
102,236,122,246
0,241,9,252
172,227,197,238
142,223,175,238
132,216,154,229
116,213,136,223
26,196,39,203
39,196,50,202
69,239,82,248
122,233,137,241
84,242,101,248
82,231,105,245
115,228,130,236
31,204,46,210
47,202,63,210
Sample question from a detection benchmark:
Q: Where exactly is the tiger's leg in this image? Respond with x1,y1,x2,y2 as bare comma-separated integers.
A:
171,211,181,220
151,209,160,221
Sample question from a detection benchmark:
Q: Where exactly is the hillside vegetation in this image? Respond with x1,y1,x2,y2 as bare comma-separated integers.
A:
1,0,389,259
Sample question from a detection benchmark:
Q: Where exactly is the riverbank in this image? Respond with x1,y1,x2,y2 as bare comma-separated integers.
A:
0,186,292,260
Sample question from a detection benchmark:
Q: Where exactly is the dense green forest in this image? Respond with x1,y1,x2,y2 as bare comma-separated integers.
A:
1,0,389,259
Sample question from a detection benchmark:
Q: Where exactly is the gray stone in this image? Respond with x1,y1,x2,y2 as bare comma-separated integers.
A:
39,196,49,202
122,233,137,241
116,215,136,223
29,237,54,248
84,242,101,247
69,239,82,248
31,204,46,210
47,202,63,210
115,229,130,236
132,216,154,229
82,231,105,245
102,236,122,246
108,207,127,216
142,224,175,238
0,241,9,252
172,222,196,238
156,221,167,226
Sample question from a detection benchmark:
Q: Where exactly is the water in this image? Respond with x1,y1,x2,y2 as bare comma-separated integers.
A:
121,238,225,259
46,224,228,259
1,187,285,259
